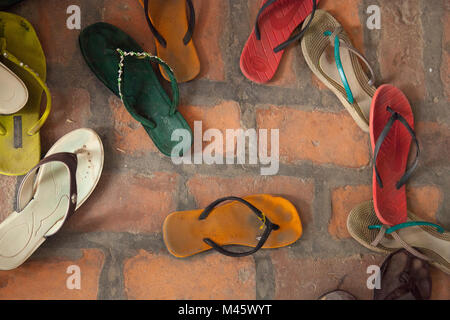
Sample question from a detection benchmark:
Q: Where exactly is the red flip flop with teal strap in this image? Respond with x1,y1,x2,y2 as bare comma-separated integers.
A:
240,0,319,83
370,84,419,226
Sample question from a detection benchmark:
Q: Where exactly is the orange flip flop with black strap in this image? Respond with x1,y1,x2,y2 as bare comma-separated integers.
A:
139,0,200,83
163,195,302,258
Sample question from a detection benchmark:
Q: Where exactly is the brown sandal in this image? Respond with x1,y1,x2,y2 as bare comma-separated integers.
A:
374,249,431,300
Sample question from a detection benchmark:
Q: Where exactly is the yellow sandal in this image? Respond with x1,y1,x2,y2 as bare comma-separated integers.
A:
0,12,51,176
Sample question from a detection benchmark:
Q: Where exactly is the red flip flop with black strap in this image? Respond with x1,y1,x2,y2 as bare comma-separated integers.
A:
370,84,420,226
240,0,319,83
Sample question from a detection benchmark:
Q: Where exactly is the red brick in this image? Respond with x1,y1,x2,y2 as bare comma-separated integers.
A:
430,267,450,300
271,249,384,299
442,5,450,101
111,99,242,155
406,185,443,223
379,1,425,102
320,0,364,52
330,185,371,239
311,73,328,91
178,100,242,154
35,0,80,66
42,87,92,151
109,95,158,155
0,176,17,223
256,106,370,167
0,249,104,300
66,171,180,233
123,250,255,299
187,174,314,227
193,0,227,81
416,121,450,166
103,0,156,53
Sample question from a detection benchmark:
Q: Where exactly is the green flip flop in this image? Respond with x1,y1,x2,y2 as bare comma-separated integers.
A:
79,22,192,157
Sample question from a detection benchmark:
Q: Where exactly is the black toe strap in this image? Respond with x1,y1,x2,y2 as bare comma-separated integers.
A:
373,106,420,189
254,0,317,53
183,0,195,45
199,196,280,257
143,0,195,48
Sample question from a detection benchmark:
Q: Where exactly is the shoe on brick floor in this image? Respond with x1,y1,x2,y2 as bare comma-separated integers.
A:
301,9,376,132
79,22,192,157
370,84,418,226
374,249,431,300
0,128,104,270
240,0,319,83
347,201,450,275
163,195,302,258
138,0,200,83
0,12,52,176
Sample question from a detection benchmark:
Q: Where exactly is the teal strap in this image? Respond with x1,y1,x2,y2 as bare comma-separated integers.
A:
369,221,444,234
324,31,354,104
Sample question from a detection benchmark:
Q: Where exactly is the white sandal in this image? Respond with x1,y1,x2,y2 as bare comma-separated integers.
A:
0,128,104,270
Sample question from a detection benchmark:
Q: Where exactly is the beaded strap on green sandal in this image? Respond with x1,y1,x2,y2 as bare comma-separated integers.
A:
0,12,52,176
79,22,192,157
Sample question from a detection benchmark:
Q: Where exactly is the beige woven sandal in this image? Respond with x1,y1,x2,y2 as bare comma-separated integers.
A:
301,9,376,132
347,201,450,275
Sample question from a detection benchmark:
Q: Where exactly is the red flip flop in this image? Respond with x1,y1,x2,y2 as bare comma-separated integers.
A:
240,0,319,83
370,85,420,226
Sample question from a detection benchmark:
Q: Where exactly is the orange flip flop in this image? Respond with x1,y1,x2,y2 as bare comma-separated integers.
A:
139,0,200,83
163,195,302,258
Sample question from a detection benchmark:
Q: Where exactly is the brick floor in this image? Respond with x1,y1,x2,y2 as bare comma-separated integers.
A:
0,0,448,300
